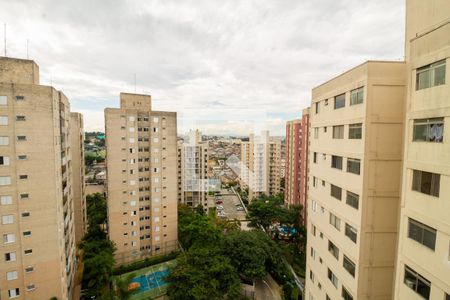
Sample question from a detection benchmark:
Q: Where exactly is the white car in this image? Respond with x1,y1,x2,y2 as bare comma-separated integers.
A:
216,205,224,210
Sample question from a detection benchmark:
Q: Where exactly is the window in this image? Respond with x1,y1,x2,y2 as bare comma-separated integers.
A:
350,87,364,105
313,177,317,187
7,271,18,280
0,156,10,165
0,136,9,145
416,59,446,90
0,95,6,105
20,194,29,199
0,176,11,186
328,240,339,259
328,268,338,287
329,213,341,230
17,155,27,160
446,293,450,300
128,116,135,122
21,212,30,218
412,169,440,197
404,265,430,299
349,123,362,139
343,256,356,277
0,116,8,125
331,155,342,169
24,249,32,255
129,138,135,143
17,135,26,141
23,231,31,237
332,125,344,139
313,152,317,163
25,266,34,273
153,137,159,143
334,93,345,109
8,288,20,298
1,195,12,205
2,215,13,224
19,175,28,180
311,224,316,236
314,127,319,139
15,116,26,121
345,223,357,243
330,184,342,200
26,284,35,291
413,118,444,142
5,252,16,262
408,218,436,250
15,95,25,101
3,233,15,244
346,191,359,209
342,286,353,300
347,158,360,175
315,102,320,114
309,270,315,283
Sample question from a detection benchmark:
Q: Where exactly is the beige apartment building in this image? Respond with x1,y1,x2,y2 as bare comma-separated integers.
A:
0,57,79,299
70,112,87,243
393,1,450,299
177,129,209,210
305,61,406,300
240,131,281,200
105,93,178,265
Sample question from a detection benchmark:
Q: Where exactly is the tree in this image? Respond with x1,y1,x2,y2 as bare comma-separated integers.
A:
114,273,135,300
167,247,243,300
221,230,270,279
80,192,116,299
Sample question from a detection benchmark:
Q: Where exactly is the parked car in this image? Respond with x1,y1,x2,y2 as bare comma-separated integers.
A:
216,205,224,210
236,206,244,211
216,200,223,205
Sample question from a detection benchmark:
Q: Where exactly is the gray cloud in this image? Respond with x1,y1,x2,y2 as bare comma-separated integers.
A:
0,0,404,134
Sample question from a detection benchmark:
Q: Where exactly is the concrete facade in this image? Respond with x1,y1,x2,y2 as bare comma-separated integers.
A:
240,131,281,200
105,93,178,265
0,57,78,300
177,129,209,210
393,1,450,299
285,108,309,223
305,61,406,300
70,112,87,243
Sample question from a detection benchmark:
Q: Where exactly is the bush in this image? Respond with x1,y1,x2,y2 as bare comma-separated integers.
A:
112,252,178,275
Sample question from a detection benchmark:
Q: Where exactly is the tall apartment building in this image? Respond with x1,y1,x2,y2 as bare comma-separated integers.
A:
305,61,406,300
240,131,281,200
177,129,209,210
393,1,450,299
105,93,178,265
70,112,87,243
285,108,310,223
0,57,78,299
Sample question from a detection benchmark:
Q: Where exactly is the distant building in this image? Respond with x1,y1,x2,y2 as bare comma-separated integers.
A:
240,131,281,200
0,57,82,300
70,112,87,243
177,129,209,210
284,108,309,222
105,93,178,265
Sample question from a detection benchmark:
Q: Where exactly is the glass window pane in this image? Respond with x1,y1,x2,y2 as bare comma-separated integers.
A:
334,94,345,109
413,123,428,141
434,63,446,86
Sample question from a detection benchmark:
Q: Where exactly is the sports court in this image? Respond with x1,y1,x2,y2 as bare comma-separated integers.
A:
118,259,177,300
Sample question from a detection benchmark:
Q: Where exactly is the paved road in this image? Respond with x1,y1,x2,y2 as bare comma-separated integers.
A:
255,274,283,300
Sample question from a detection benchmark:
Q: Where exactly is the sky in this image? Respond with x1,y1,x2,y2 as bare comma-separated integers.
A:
0,0,405,136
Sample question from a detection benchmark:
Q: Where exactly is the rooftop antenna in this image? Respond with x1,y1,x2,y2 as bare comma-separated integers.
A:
134,73,137,93
3,23,6,57
26,39,29,59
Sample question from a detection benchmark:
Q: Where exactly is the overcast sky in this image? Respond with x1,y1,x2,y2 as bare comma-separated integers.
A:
0,0,405,136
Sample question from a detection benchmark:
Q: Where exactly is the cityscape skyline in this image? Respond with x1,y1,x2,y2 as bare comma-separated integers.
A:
0,0,404,135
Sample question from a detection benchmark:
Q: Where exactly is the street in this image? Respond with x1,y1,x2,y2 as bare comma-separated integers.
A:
216,188,247,221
